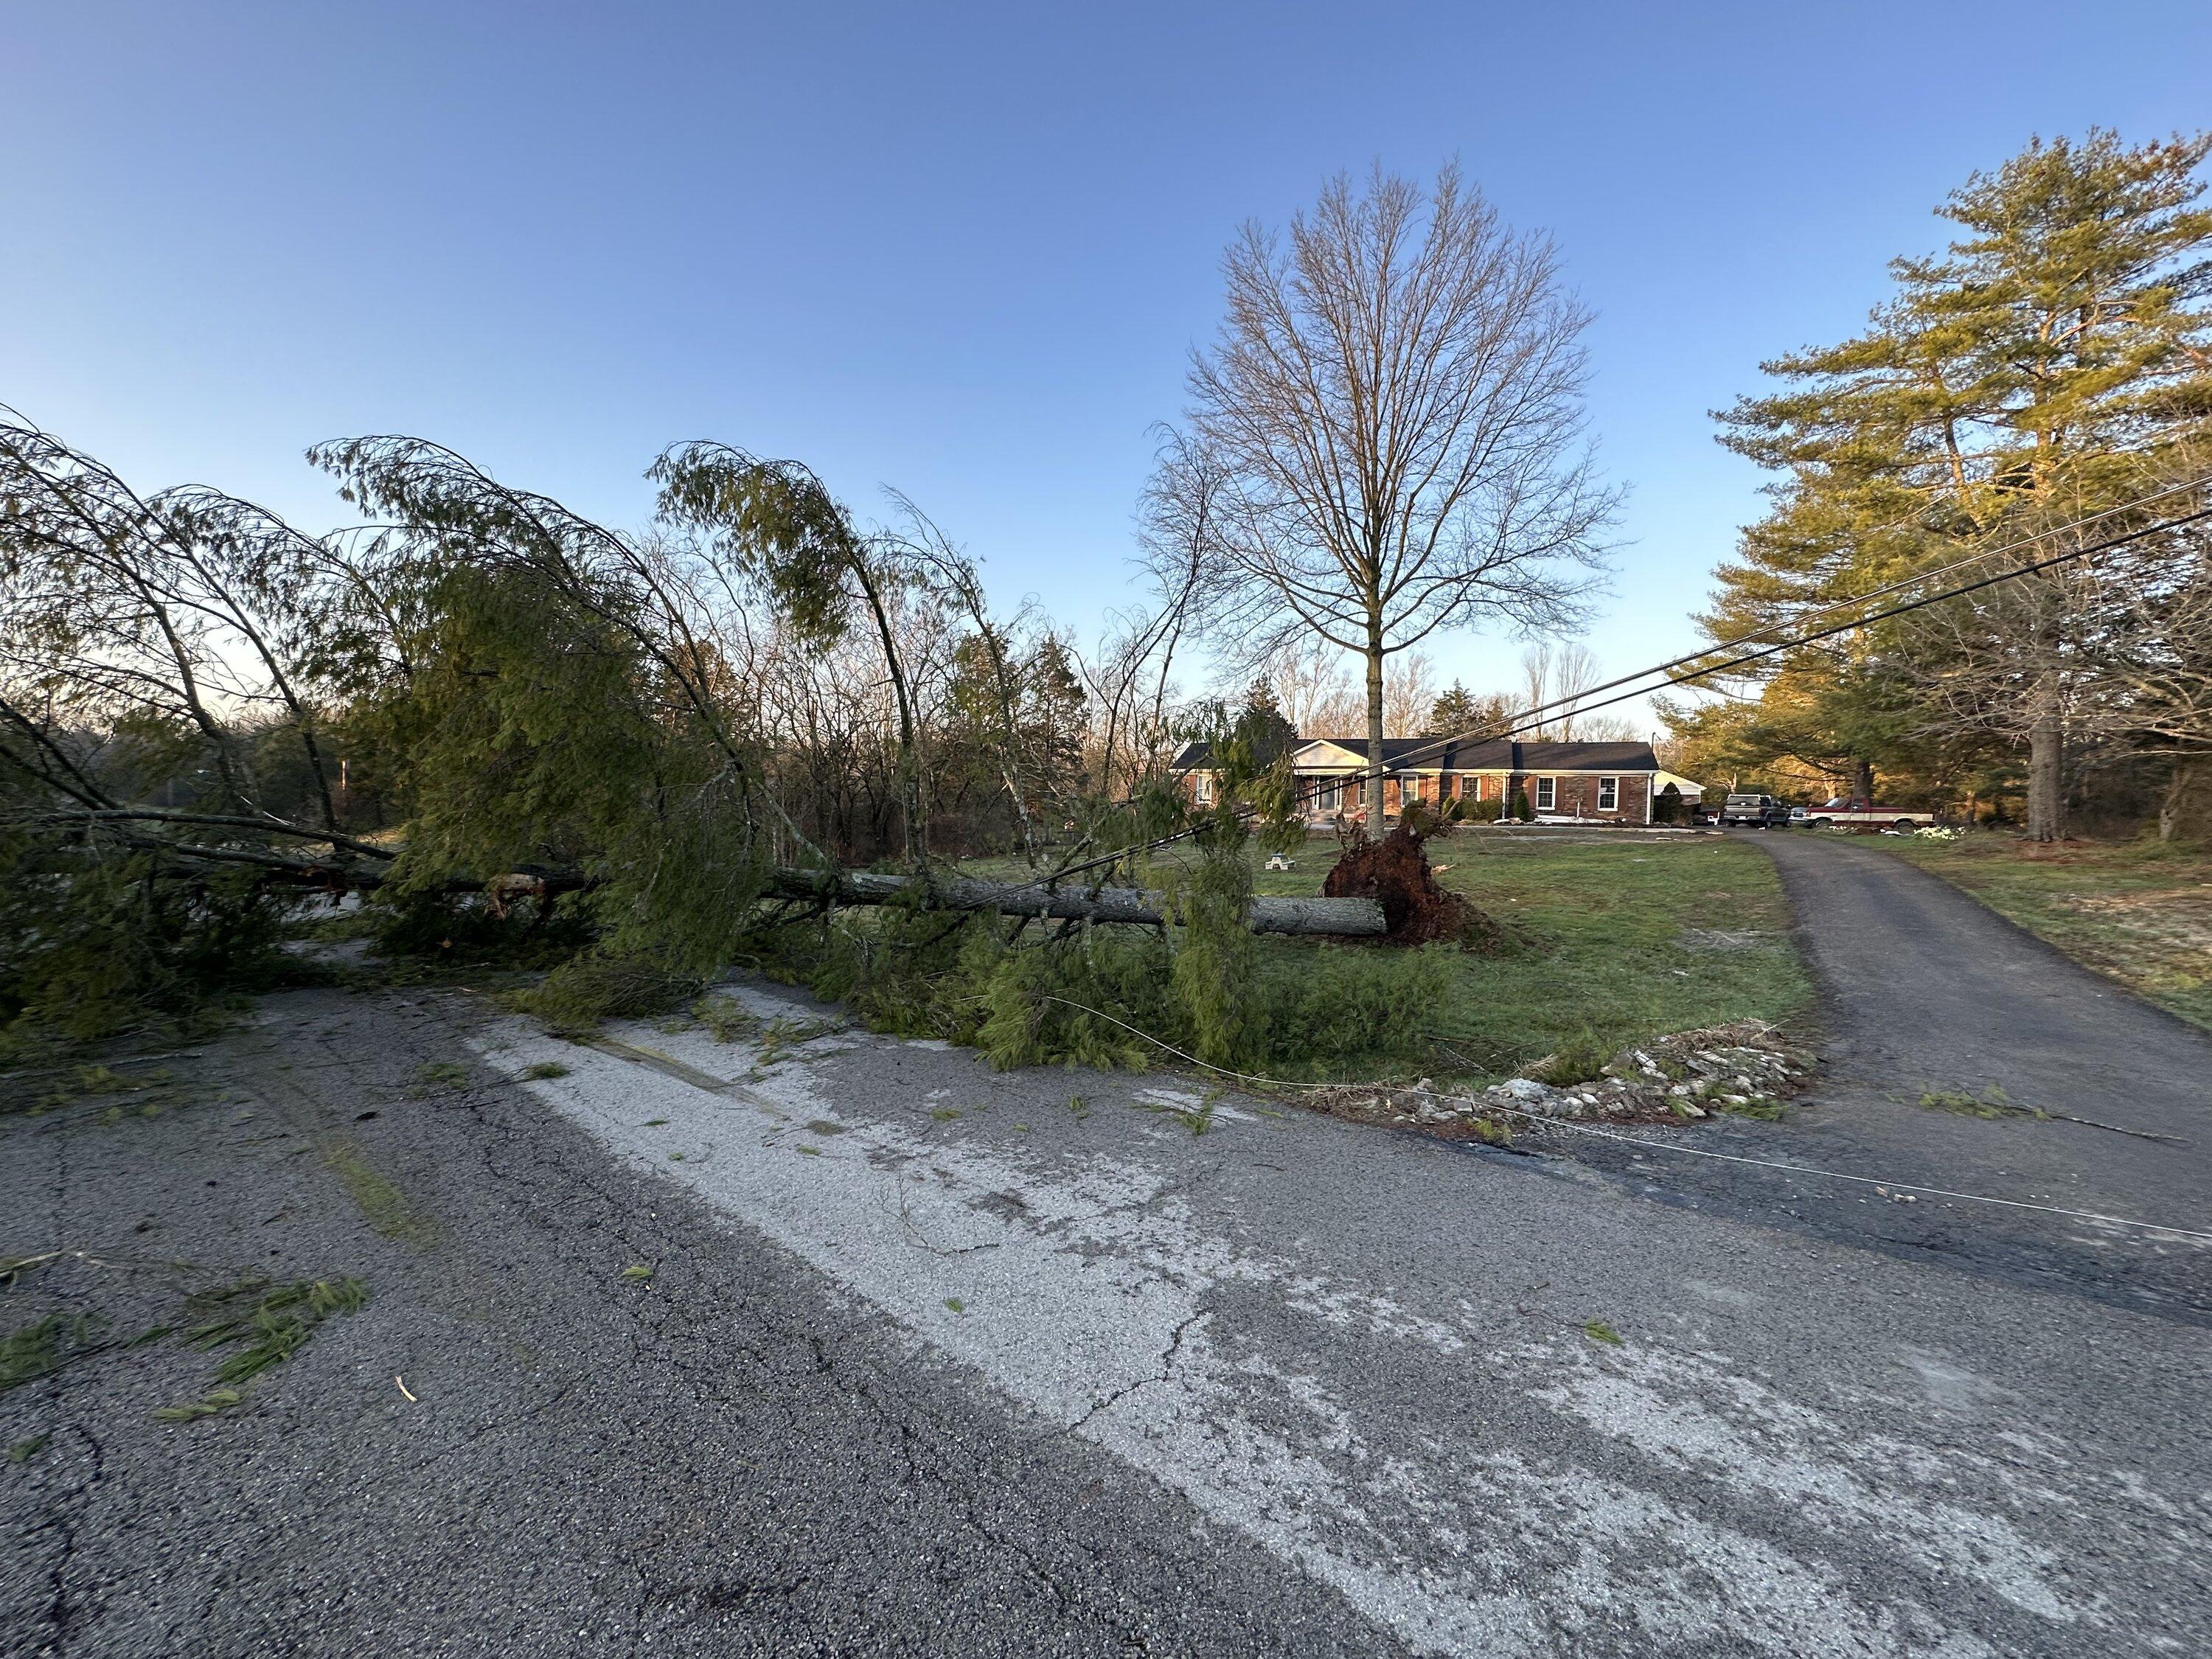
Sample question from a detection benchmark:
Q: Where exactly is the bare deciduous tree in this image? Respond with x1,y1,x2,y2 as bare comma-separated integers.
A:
1161,161,1617,813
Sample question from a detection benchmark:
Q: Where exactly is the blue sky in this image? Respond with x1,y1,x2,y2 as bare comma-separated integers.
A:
6,1,2208,728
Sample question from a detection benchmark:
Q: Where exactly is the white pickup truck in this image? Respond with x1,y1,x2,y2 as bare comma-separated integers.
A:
1790,797,1938,832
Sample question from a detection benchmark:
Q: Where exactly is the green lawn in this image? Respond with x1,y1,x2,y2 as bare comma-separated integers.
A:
962,832,1813,1083
1865,832,2212,1032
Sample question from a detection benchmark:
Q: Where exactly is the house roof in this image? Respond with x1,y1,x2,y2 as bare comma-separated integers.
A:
1173,737,1660,773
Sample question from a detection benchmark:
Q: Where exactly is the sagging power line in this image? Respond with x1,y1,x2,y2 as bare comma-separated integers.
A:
1049,476,2212,884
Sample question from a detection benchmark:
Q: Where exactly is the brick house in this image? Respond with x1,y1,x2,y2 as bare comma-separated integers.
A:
1173,737,1663,825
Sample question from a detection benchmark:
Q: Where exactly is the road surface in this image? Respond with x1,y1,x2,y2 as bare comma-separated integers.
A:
4,966,2208,1656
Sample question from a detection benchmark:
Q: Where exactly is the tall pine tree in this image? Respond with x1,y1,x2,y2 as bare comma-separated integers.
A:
1703,130,2212,838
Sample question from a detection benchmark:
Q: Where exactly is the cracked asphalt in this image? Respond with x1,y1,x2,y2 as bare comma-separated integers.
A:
4,839,2210,1654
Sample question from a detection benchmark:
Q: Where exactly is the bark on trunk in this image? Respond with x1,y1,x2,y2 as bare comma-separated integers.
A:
2160,759,2210,844
2025,673,2065,844
765,868,1389,936
1852,757,1874,802
1364,630,1387,821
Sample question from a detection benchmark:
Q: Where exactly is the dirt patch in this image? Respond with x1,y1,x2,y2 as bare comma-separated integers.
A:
2067,888,2212,949
1678,928,1779,952
1322,824,1472,945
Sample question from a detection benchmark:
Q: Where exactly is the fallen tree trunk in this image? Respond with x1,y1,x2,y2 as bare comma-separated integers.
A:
763,868,1388,937
21,827,1391,936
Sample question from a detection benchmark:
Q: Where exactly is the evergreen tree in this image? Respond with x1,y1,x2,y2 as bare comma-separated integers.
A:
1704,129,2212,838
1424,681,1480,738
1235,681,1298,768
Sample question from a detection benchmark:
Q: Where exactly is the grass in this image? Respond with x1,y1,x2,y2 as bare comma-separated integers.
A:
519,1060,571,1081
958,832,1811,1086
1863,831,2212,1031
1418,836,1811,1079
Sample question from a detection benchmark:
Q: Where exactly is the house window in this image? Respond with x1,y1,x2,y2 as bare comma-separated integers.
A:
1598,776,1618,812
1534,777,1556,812
1193,773,1213,804
1402,775,1422,805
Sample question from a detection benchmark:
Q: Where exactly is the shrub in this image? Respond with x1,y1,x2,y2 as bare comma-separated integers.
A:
1509,788,1534,822
1528,1033,1613,1086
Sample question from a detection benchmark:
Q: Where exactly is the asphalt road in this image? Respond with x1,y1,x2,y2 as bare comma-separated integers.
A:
5,956,2209,1655
1553,830,2212,1322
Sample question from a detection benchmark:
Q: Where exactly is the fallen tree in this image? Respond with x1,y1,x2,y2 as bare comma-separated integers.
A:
763,867,1388,936
1,412,1435,1078
14,819,1389,936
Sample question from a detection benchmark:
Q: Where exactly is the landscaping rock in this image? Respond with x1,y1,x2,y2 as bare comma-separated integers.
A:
1301,1023,1815,1138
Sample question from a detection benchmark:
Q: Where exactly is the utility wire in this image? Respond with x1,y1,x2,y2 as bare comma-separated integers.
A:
1051,487,2212,883
1029,995,2212,1247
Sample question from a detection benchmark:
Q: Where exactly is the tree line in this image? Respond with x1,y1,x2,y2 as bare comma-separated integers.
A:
1664,130,2212,841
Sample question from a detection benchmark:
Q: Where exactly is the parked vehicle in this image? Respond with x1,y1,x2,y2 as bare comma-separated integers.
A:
1717,793,1791,828
1790,797,1937,832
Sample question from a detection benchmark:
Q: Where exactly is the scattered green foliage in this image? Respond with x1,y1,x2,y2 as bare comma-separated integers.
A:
321,1141,439,1248
1710,1094,1790,1121
1583,1319,1624,1346
8,1433,50,1464
754,1014,837,1063
510,953,703,1037
1,1312,101,1393
1917,1082,2048,1121
181,1276,369,1385
943,1297,965,1313
519,1060,572,1080
411,1061,470,1091
621,1264,654,1281
1138,1093,1220,1136
153,1387,246,1422
692,995,761,1043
